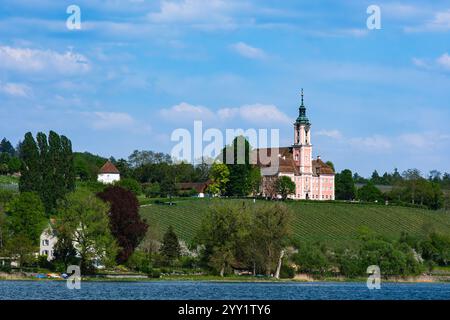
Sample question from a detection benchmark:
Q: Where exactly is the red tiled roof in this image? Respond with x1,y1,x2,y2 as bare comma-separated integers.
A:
176,182,210,193
99,161,120,174
253,147,334,176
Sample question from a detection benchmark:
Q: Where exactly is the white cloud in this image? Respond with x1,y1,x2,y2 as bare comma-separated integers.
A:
399,132,450,150
426,10,450,31
0,82,31,97
148,0,237,29
87,112,135,130
382,3,423,19
412,53,450,72
412,57,429,68
230,42,267,60
316,129,342,139
349,135,392,151
237,104,290,124
0,46,90,74
160,102,290,125
437,53,450,70
405,9,450,32
160,102,215,121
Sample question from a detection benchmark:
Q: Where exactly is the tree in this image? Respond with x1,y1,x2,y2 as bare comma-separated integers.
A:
160,226,181,265
293,242,329,275
5,192,46,245
97,186,148,264
4,234,35,268
357,181,384,202
371,170,381,184
7,157,21,174
222,136,253,197
61,135,76,193
115,178,142,196
206,162,230,196
335,169,356,200
52,232,78,270
0,138,15,156
19,131,76,213
57,190,118,273
19,132,41,194
248,166,262,196
251,203,291,276
197,201,251,276
325,161,335,172
275,176,296,200
144,182,161,198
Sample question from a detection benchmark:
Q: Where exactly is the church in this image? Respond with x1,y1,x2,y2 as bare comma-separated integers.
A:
256,90,335,200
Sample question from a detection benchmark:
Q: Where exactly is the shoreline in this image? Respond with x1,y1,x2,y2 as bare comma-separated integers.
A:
1,273,449,284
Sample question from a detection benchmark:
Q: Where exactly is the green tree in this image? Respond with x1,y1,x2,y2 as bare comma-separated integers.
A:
0,138,15,156
206,162,230,196
160,226,181,265
61,135,76,193
325,161,335,172
275,176,296,200
335,169,356,200
52,232,78,270
56,190,118,273
293,242,329,275
144,182,161,198
222,136,253,197
197,201,251,276
5,192,46,245
251,203,291,276
19,132,41,194
4,234,35,268
19,131,75,213
115,178,142,196
7,157,21,174
248,166,261,197
357,181,384,202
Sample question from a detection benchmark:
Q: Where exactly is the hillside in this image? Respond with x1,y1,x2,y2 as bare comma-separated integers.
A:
140,199,450,247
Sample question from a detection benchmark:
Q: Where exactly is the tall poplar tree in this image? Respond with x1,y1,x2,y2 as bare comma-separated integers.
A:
19,131,76,214
19,132,41,194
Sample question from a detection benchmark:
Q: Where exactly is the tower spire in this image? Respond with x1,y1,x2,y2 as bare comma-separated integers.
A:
295,88,310,125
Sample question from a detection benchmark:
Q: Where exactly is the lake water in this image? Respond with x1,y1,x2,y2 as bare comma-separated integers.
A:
0,281,449,300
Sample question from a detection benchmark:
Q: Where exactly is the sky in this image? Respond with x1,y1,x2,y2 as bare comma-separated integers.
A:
0,0,450,176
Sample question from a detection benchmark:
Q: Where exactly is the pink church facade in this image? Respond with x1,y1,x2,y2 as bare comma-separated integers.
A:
257,90,335,200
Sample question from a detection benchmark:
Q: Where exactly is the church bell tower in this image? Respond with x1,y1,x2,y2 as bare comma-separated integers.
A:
293,89,312,174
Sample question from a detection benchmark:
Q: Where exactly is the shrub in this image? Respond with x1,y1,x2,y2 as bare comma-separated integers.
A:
115,178,142,196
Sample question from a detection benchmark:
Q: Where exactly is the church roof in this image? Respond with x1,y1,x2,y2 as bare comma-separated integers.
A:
99,160,120,174
253,147,334,176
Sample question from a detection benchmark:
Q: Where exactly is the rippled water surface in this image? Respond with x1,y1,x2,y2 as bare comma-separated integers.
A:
1,281,449,300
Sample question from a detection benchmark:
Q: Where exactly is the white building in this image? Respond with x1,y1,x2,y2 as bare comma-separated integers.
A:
39,222,105,268
97,160,121,184
40,221,58,261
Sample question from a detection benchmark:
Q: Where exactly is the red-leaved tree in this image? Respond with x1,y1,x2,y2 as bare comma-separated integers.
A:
97,186,148,263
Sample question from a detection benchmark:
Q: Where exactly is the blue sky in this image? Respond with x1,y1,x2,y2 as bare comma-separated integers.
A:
0,0,450,176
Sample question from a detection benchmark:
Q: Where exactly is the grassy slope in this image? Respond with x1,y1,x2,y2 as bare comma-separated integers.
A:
140,199,450,248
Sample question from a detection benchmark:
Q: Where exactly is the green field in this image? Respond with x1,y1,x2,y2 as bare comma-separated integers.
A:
140,199,450,247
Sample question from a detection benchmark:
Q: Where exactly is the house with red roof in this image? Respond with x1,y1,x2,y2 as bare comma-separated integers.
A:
97,160,121,184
